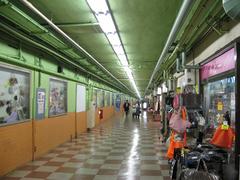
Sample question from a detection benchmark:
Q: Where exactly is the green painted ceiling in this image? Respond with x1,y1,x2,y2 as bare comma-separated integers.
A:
6,0,183,96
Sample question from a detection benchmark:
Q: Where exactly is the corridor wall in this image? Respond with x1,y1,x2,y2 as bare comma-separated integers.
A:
0,34,125,176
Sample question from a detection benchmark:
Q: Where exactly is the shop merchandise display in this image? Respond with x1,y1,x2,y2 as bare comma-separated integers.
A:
162,92,234,180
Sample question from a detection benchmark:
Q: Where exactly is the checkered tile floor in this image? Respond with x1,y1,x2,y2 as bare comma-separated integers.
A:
2,113,170,180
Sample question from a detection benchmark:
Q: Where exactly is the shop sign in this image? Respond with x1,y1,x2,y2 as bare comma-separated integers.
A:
201,48,235,80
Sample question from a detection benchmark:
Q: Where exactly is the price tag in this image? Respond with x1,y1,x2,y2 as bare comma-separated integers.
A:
221,121,229,130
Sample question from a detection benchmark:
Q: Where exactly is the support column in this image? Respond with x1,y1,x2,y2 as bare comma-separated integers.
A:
235,42,240,180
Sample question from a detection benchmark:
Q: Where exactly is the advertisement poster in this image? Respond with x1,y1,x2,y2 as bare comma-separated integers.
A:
0,66,30,125
36,88,46,120
49,78,67,116
115,94,121,112
76,85,86,112
112,93,115,106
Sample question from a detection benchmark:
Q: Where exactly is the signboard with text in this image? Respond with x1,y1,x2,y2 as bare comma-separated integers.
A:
201,48,235,80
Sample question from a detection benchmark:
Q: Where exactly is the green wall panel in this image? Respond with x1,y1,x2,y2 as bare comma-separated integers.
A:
68,81,76,112
40,72,50,117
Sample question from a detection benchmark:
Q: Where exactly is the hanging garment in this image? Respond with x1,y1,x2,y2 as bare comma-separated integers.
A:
169,108,191,133
173,94,180,109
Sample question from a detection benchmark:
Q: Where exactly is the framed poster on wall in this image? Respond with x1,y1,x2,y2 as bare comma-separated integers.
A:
0,64,30,125
76,84,86,112
102,91,105,107
35,88,46,120
93,88,97,107
49,78,67,116
112,93,115,106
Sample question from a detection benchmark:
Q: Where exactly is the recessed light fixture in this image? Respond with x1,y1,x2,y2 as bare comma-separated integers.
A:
87,0,140,98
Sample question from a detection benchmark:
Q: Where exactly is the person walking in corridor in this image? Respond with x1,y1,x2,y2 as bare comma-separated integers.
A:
123,100,130,116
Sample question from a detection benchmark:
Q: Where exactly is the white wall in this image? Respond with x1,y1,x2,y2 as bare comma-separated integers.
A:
76,84,86,112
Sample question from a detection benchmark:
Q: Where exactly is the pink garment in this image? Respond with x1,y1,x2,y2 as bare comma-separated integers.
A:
169,111,191,133
173,95,180,109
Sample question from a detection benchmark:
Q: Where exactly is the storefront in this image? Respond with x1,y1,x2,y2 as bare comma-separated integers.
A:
200,45,238,178
201,47,236,129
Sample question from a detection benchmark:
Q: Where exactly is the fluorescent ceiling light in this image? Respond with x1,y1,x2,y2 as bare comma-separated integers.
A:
96,13,116,33
113,45,124,55
86,0,108,13
123,66,131,74
118,54,128,66
87,0,140,98
106,33,121,46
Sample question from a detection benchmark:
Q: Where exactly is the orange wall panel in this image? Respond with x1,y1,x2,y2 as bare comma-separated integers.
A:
100,106,115,122
76,111,87,134
0,121,33,176
95,109,100,126
34,113,75,158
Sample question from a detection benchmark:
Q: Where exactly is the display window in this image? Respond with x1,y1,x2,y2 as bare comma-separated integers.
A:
0,65,30,125
203,76,235,129
49,78,67,116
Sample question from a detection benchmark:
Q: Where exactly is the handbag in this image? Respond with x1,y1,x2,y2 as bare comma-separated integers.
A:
179,159,220,180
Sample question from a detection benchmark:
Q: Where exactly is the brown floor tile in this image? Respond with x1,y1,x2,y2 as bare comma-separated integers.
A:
50,150,63,154
57,154,75,158
56,167,77,173
44,161,64,166
105,160,122,164
71,175,95,180
68,148,81,151
60,144,72,147
141,160,159,164
98,149,111,152
82,163,102,169
163,176,171,180
140,170,162,176
141,153,156,156
109,153,125,156
35,157,52,161
97,169,119,175
160,165,169,170
68,159,83,163
0,178,21,180
25,171,51,178
17,165,38,171
91,155,107,159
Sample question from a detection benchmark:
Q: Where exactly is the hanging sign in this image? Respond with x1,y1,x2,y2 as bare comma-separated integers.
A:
217,101,223,111
35,88,46,120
